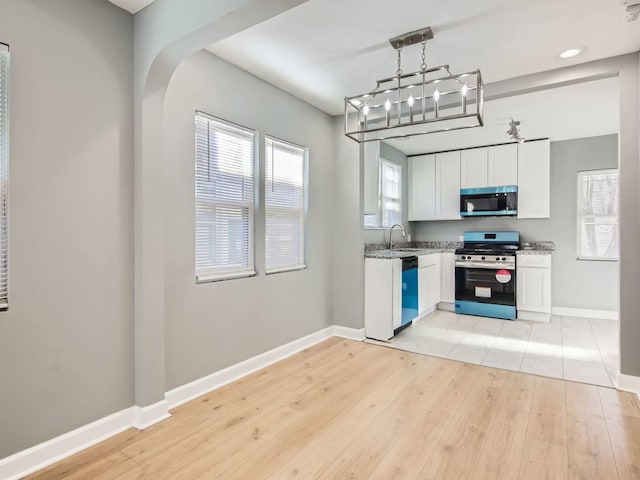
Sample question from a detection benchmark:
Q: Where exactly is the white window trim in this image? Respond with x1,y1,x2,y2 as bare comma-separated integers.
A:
194,111,257,283
576,168,619,262
364,158,402,229
264,135,308,275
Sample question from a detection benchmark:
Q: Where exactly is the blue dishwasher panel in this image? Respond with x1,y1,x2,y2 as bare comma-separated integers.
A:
401,267,419,326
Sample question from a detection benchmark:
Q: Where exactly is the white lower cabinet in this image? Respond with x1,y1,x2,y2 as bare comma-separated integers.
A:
418,254,441,315
439,252,455,304
516,254,552,322
364,257,401,340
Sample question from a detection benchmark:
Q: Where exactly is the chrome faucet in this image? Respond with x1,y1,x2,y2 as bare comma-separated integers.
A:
388,224,406,250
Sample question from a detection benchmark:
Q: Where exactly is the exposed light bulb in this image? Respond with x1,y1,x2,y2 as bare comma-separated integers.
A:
384,99,391,111
407,95,415,107
433,89,440,101
461,83,468,96
363,105,370,116
352,99,362,106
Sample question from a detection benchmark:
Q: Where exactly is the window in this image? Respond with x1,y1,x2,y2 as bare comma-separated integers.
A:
0,44,8,308
577,169,619,261
364,160,402,228
195,112,256,282
264,137,307,273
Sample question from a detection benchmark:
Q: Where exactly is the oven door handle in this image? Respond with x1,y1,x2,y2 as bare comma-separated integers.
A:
455,263,515,270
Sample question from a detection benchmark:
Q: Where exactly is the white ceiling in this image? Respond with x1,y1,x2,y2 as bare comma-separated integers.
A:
207,0,640,116
384,77,620,155
107,0,156,14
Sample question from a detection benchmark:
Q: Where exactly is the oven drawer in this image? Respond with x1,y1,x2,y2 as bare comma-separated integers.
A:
517,254,551,268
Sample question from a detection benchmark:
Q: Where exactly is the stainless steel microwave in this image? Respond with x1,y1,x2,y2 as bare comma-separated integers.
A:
460,186,518,217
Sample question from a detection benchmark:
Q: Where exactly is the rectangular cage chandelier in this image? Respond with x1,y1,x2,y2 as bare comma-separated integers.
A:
344,27,484,143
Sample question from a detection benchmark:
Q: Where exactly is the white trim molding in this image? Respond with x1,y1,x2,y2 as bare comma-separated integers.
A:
0,407,135,480
332,325,365,341
133,399,171,430
166,326,335,409
1,325,362,479
551,307,618,320
617,373,640,400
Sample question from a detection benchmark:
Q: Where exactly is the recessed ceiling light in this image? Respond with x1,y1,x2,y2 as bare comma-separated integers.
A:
559,47,586,59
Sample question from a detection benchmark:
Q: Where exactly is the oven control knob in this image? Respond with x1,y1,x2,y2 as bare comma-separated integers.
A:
495,257,500,261
481,256,485,260
502,257,506,261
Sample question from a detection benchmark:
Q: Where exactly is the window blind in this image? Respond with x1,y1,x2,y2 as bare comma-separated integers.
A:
380,160,401,228
577,169,618,261
0,45,9,308
195,112,255,282
264,137,307,273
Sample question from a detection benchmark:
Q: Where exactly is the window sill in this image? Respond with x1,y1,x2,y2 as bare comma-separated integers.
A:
196,270,256,284
265,265,307,275
577,257,619,262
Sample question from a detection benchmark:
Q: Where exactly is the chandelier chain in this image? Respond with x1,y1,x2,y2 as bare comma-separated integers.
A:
396,47,403,76
420,40,427,71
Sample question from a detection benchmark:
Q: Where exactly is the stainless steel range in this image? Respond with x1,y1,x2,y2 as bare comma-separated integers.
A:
455,231,520,320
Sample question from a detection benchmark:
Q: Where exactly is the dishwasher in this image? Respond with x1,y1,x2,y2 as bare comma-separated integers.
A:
397,255,419,334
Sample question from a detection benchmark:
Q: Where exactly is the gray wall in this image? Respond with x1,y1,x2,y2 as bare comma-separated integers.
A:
412,135,619,311
331,118,365,329
0,0,134,458
364,141,412,245
163,50,334,389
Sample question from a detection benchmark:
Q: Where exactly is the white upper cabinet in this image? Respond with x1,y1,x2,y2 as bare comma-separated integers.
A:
461,145,518,189
408,154,436,220
363,141,380,215
409,152,460,221
487,144,518,187
460,147,488,189
518,139,550,219
436,151,462,220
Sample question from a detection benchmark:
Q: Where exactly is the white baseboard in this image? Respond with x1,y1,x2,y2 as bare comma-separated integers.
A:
414,305,437,324
518,310,551,323
133,399,171,430
0,407,135,480
617,373,640,400
437,302,455,312
1,325,355,479
166,326,335,409
551,307,618,320
332,325,365,341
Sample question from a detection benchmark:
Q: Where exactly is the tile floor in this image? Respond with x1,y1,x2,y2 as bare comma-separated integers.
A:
366,309,619,387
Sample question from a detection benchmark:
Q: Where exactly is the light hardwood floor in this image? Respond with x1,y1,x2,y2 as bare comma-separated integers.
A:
25,338,640,479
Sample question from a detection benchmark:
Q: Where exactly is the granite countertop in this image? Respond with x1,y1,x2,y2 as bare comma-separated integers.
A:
365,240,555,258
517,241,555,255
365,241,460,259
365,247,456,259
